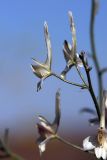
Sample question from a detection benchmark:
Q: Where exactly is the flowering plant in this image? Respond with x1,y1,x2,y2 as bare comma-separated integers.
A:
1,0,107,160
31,0,107,159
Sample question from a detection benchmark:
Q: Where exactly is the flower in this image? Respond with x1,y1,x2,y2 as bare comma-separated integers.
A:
83,90,107,159
36,89,61,156
31,22,52,91
61,11,82,79
83,128,107,159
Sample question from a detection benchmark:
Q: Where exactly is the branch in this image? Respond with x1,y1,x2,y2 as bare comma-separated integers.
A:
56,135,94,154
52,72,87,89
75,66,88,88
79,52,100,120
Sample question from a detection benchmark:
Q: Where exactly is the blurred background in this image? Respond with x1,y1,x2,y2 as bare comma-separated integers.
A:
0,0,107,159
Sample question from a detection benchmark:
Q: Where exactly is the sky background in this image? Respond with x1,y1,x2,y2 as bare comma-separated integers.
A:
0,0,107,136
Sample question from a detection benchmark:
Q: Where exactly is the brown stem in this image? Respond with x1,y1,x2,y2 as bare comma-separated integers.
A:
80,52,100,120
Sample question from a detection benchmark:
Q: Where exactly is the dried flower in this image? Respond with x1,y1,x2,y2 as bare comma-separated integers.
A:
83,91,107,159
36,89,61,155
61,11,82,79
31,22,52,91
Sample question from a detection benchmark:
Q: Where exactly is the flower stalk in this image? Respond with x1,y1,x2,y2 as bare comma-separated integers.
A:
79,52,100,120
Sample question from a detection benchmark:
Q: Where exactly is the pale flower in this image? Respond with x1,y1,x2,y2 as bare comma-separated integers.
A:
31,22,52,91
36,89,61,155
61,11,82,79
83,90,107,159
83,128,107,159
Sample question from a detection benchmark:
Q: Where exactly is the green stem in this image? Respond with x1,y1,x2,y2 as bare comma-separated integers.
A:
90,0,103,108
75,66,88,88
52,72,87,89
56,135,94,154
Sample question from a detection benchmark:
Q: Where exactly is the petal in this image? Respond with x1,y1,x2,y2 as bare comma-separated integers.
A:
38,116,55,134
101,148,107,160
63,40,72,56
37,123,54,138
44,22,52,68
31,64,48,79
39,143,46,154
95,147,102,159
60,65,71,79
38,115,51,126
68,11,76,55
40,121,54,134
83,136,96,151
52,89,61,132
37,79,43,92
31,58,45,68
76,53,83,67
37,135,54,156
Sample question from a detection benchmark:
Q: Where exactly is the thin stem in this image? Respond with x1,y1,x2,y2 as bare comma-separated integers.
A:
80,53,100,120
56,135,94,154
90,0,103,108
52,72,87,89
75,66,88,88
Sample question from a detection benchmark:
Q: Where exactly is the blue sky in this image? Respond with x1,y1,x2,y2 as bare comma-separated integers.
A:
0,0,107,135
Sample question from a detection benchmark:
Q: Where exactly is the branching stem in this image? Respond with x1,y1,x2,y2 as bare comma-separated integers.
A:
56,135,94,154
52,72,87,89
75,66,88,88
80,53,100,120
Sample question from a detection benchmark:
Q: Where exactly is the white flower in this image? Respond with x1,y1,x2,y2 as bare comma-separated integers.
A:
31,22,52,91
39,142,45,153
36,90,61,156
61,11,83,79
95,147,107,159
83,136,95,151
83,90,107,159
83,128,107,159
